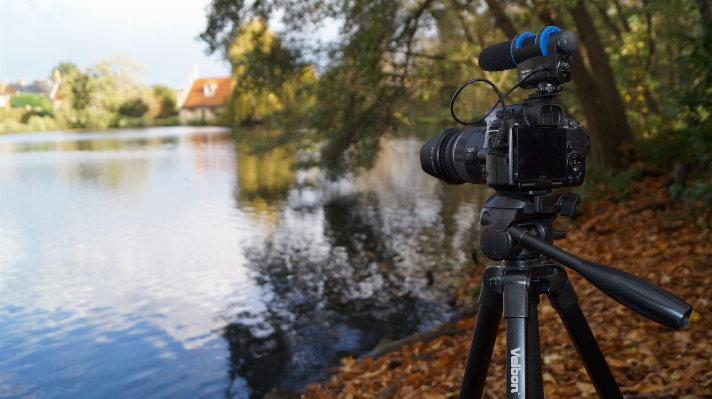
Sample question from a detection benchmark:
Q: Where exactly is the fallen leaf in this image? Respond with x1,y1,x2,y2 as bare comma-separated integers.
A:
575,381,596,397
343,381,357,395
638,381,667,394
416,390,447,399
642,355,658,367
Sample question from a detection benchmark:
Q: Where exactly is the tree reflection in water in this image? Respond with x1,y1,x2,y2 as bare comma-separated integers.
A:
225,137,490,398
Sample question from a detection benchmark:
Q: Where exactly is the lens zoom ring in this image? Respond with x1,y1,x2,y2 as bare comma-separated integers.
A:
437,130,462,183
452,131,475,183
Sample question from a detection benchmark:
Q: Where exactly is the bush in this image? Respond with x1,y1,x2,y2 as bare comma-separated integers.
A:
151,85,178,118
639,127,712,207
26,115,58,132
151,116,181,127
10,93,52,113
0,108,59,133
0,118,28,134
561,163,646,217
114,117,146,128
187,118,208,126
118,98,149,118
669,166,712,207
0,108,25,123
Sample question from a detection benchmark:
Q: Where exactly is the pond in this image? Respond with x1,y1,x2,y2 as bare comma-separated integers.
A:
0,126,491,399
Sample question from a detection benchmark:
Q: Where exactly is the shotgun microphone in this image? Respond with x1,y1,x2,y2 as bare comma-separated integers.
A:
477,28,578,71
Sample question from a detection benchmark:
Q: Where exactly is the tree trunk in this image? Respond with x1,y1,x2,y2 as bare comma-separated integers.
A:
483,0,518,38
567,1,635,169
698,0,712,30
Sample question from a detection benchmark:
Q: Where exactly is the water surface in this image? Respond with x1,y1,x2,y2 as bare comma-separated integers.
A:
0,126,490,398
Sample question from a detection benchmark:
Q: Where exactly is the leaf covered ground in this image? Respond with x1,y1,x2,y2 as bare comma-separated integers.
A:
301,174,712,399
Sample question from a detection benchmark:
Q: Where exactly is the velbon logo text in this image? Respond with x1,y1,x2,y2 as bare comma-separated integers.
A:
510,347,523,394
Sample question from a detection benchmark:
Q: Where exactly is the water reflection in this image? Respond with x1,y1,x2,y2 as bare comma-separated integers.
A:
227,135,491,398
235,147,296,226
1,127,252,399
0,127,491,399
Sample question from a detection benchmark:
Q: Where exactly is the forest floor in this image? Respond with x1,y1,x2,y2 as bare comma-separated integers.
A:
300,171,712,399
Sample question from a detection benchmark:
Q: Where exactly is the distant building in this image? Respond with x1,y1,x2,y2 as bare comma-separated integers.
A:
10,78,42,94
11,77,56,97
0,81,17,110
179,76,232,124
5,71,62,109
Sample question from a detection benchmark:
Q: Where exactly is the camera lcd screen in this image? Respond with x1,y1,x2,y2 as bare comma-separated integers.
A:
516,127,567,181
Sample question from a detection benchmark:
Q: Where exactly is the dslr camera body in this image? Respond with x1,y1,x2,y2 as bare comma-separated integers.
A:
421,26,589,191
421,97,589,190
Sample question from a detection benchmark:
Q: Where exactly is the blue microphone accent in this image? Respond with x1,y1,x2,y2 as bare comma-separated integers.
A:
535,26,561,56
514,32,534,49
510,32,534,65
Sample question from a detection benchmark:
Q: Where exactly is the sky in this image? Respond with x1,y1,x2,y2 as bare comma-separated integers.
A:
0,0,232,89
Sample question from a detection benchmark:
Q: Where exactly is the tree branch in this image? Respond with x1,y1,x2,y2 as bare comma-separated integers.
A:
612,0,631,32
450,0,478,45
594,1,623,42
483,0,518,38
643,0,657,71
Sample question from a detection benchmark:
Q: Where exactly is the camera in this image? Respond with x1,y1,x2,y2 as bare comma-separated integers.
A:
420,101,589,190
420,27,589,191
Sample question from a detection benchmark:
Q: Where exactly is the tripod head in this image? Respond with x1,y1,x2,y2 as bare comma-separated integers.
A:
479,191,691,330
479,190,574,261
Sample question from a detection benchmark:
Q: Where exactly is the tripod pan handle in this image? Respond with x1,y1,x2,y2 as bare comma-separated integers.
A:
508,225,692,330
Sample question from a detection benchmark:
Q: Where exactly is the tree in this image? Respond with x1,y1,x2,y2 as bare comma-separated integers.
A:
51,55,150,128
89,53,144,114
151,85,178,118
52,62,96,127
224,20,311,125
55,62,93,112
118,98,149,118
202,0,437,177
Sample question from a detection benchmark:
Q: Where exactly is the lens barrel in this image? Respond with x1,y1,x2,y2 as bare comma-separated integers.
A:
420,127,487,185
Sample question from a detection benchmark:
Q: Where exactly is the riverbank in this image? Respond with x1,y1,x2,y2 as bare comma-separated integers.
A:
299,173,712,399
0,115,186,135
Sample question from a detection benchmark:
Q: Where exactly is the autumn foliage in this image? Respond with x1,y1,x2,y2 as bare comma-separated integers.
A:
302,175,712,399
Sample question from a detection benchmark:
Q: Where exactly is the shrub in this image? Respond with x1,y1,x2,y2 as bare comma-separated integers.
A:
118,98,149,118
152,116,181,127
10,93,52,113
639,127,712,207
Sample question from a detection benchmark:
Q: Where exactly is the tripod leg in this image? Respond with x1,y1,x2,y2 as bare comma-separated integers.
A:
549,281,624,399
528,295,544,399
459,267,503,399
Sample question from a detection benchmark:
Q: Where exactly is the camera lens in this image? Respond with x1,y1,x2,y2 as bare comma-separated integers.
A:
420,127,487,185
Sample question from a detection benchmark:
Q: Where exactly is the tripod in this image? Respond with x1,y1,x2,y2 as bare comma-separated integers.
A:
458,191,692,399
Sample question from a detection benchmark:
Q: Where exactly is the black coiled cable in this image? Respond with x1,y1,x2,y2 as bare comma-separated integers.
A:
449,65,547,126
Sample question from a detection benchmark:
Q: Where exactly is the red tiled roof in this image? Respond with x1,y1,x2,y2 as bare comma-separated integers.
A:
181,77,232,109
0,85,16,95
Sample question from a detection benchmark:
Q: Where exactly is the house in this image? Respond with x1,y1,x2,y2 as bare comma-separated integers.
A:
10,78,45,95
11,77,59,98
179,75,232,124
5,71,62,109
0,81,17,110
